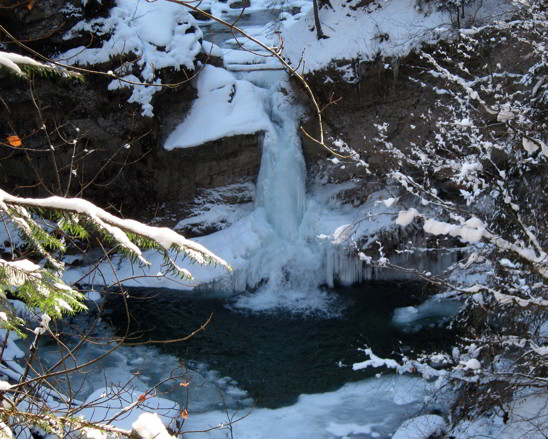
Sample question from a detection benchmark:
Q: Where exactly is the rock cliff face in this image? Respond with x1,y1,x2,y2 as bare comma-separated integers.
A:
299,53,448,192
293,27,546,279
0,0,262,217
0,1,462,212
0,67,262,213
299,37,545,209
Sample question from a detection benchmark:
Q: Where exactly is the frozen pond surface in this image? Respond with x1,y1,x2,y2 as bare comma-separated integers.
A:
38,3,464,436
26,282,456,438
105,283,456,409
23,282,461,437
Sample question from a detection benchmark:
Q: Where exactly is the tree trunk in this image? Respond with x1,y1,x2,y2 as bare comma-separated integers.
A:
313,0,327,40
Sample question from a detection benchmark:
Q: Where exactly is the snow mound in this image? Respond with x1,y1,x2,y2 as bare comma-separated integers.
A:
452,392,548,439
77,386,179,431
164,65,271,149
132,413,173,439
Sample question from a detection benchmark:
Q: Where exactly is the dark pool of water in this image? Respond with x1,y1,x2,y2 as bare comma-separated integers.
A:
105,282,455,408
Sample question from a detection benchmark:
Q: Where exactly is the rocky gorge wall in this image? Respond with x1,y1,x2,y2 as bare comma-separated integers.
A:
0,66,263,214
0,1,470,284
0,0,262,217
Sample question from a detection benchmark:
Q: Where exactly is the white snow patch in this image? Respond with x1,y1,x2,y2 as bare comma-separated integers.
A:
531,345,547,356
132,413,173,439
182,375,431,439
0,51,50,75
61,0,203,116
500,258,518,268
522,137,539,154
423,217,485,243
326,422,375,437
452,392,548,439
77,387,179,431
164,65,271,149
352,348,400,371
396,208,418,226
0,381,13,391
392,415,446,439
281,0,450,72
458,358,481,370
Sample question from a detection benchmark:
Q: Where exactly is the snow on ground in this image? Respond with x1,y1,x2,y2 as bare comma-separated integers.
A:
451,391,548,439
0,327,25,382
392,414,446,439
281,0,516,74
57,0,515,117
0,214,29,252
281,0,450,73
174,183,255,235
78,387,180,432
176,201,253,234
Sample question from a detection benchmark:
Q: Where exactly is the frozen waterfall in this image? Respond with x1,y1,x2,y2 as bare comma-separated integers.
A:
66,64,457,311
255,94,306,241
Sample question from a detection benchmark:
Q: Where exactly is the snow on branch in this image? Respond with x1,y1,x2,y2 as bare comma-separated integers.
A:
395,208,547,279
462,284,548,308
352,348,448,380
0,258,86,320
352,348,400,371
0,50,80,80
0,189,231,280
0,51,48,76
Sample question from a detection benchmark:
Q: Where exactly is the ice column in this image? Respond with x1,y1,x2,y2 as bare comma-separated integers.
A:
255,95,306,241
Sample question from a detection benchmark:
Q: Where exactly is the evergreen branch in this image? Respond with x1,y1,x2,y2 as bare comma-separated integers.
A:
0,189,231,276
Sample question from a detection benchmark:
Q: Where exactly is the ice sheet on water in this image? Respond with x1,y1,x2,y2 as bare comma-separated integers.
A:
181,375,432,439
392,296,462,333
3,311,441,439
230,286,345,317
26,317,250,413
